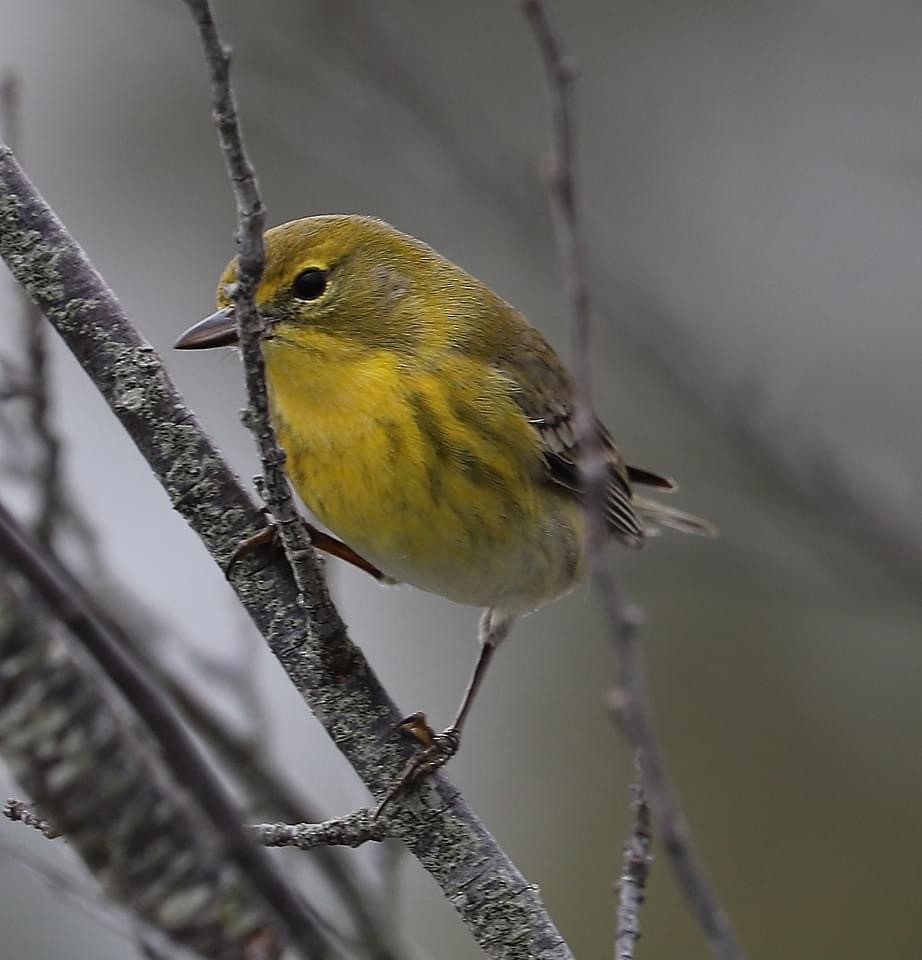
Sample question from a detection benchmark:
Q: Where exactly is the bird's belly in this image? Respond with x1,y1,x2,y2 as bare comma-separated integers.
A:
274,381,584,614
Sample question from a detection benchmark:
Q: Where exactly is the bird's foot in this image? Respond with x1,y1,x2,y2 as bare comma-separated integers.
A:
225,513,394,584
225,521,279,577
374,712,460,818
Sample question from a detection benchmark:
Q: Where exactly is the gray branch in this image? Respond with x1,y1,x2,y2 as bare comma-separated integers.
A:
0,142,572,960
521,4,744,960
253,811,389,852
613,757,652,960
3,798,59,838
181,0,327,604
1,72,67,549
0,495,329,959
0,578,283,959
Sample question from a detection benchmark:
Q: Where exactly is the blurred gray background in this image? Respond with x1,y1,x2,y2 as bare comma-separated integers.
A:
2,0,921,957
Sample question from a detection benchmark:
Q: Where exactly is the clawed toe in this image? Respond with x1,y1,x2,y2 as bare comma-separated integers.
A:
224,523,279,578
375,712,461,818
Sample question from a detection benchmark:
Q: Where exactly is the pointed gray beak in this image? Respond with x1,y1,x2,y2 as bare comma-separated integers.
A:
174,306,238,350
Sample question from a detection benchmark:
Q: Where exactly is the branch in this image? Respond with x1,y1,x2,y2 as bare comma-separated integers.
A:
3,798,59,839
253,810,389,852
0,495,328,959
182,0,326,604
0,141,572,960
185,3,573,955
613,757,652,960
122,632,399,960
1,72,66,548
521,4,744,959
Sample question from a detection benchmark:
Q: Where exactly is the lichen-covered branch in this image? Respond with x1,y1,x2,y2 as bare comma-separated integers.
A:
130,644,399,960
0,586,282,958
0,145,572,959
1,72,67,549
0,496,331,959
521,4,744,960
253,810,389,852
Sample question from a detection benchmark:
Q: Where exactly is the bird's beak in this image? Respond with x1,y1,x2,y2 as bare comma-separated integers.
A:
174,306,238,350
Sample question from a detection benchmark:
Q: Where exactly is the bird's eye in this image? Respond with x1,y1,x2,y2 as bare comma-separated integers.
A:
292,267,328,301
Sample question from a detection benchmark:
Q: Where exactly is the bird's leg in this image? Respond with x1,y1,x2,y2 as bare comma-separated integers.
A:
375,610,514,817
225,512,393,584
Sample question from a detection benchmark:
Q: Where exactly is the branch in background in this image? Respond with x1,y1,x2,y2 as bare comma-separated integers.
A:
0,497,327,960
133,642,400,960
520,4,745,960
613,756,652,960
0,142,573,960
0,589,282,958
182,0,330,608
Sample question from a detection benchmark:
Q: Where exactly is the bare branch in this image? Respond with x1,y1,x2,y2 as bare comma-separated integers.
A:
253,810,389,852
134,643,400,960
0,496,326,959
521,4,744,959
181,3,573,955
1,72,66,548
0,140,573,959
3,798,59,838
613,756,652,960
606,608,743,960
181,0,327,605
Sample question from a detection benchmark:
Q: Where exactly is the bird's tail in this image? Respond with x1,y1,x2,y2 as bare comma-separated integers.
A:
634,496,718,539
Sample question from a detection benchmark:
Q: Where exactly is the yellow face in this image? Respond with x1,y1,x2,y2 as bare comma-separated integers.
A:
214,215,449,355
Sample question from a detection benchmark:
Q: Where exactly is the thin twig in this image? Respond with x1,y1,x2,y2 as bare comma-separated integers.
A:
0,133,573,960
181,0,332,611
521,4,744,960
0,496,328,959
603,615,741,959
177,4,573,956
136,644,400,960
3,798,60,839
0,586,281,959
253,810,389,852
613,756,652,960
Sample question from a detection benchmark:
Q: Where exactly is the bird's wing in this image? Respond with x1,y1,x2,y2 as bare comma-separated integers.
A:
490,322,647,547
529,407,647,547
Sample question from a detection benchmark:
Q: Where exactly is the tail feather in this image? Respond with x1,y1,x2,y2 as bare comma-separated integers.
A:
626,464,678,492
634,495,718,538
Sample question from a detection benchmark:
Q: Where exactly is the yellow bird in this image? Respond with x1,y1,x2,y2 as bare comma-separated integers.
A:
176,215,714,787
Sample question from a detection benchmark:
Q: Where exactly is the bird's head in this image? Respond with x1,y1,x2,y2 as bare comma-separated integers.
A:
175,215,455,356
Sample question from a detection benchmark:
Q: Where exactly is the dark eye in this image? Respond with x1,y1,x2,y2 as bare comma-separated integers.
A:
292,267,328,300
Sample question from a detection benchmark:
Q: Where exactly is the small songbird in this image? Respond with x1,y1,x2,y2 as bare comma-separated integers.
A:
175,215,714,796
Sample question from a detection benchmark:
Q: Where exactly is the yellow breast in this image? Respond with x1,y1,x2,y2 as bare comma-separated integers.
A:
263,333,583,614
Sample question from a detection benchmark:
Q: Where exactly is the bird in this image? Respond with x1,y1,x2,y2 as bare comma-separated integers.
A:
175,215,714,804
